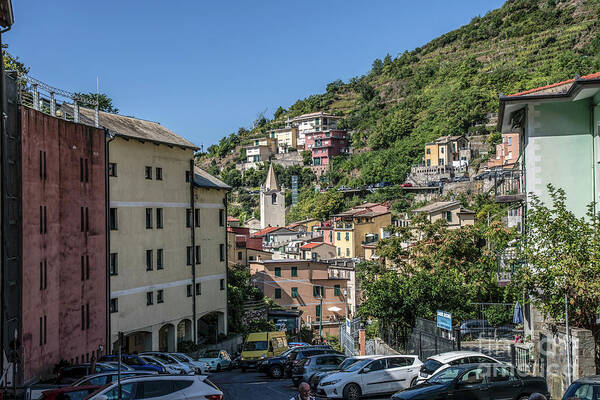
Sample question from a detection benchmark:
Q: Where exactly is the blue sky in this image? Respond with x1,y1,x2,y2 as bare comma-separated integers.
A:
9,1,504,149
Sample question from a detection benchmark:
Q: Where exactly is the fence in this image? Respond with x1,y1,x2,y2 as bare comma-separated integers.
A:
405,318,458,360
339,317,362,356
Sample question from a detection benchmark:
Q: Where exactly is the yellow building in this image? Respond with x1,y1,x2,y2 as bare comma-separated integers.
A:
270,127,298,153
88,107,230,354
412,201,475,229
424,135,470,167
332,203,392,259
287,218,321,232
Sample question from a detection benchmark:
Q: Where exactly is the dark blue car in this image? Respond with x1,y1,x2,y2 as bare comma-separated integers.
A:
99,354,165,373
392,363,549,400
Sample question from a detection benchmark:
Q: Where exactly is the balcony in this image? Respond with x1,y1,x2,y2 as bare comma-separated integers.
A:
491,170,525,203
496,247,523,286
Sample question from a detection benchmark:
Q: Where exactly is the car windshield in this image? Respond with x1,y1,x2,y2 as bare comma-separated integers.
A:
142,357,162,366
342,359,372,372
123,357,144,366
338,358,357,370
204,350,220,358
170,354,188,362
428,366,462,384
280,349,294,357
563,382,600,400
421,359,443,375
151,354,174,363
244,341,268,351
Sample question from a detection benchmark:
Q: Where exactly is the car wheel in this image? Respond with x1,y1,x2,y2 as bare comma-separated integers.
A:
216,364,221,372
410,377,417,387
270,365,283,379
343,383,362,400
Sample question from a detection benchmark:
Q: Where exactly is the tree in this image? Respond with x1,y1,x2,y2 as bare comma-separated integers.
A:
511,185,600,331
301,150,312,166
2,45,28,75
228,264,264,334
273,106,286,120
371,58,384,74
74,92,119,113
383,53,393,66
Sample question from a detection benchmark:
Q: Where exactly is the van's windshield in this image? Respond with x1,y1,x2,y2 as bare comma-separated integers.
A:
244,341,268,351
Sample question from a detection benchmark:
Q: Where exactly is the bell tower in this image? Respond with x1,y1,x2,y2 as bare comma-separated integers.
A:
259,164,285,229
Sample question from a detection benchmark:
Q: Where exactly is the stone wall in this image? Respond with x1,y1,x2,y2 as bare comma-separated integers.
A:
366,337,400,356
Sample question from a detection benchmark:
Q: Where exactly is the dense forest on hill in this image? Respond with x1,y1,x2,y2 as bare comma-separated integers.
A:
201,0,600,220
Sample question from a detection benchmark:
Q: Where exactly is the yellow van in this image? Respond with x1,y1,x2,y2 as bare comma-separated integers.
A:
240,331,288,371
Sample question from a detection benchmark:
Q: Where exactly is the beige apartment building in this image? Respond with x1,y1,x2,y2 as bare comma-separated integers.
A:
269,127,298,153
97,108,229,353
250,260,348,337
332,203,391,259
424,135,470,167
412,201,475,229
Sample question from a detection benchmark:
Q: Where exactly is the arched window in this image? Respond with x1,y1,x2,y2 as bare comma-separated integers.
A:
271,193,277,204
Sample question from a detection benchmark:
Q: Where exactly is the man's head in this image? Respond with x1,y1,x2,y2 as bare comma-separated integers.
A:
529,394,547,400
298,382,311,400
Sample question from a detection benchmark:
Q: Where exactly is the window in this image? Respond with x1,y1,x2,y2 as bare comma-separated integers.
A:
195,245,201,264
155,167,163,180
186,209,192,227
110,253,118,275
507,137,512,146
329,231,332,242
39,260,47,290
313,286,323,297
157,290,164,303
156,208,163,228
220,244,225,261
337,247,341,256
86,303,90,329
345,232,349,241
157,249,163,270
108,162,117,177
271,193,277,204
187,285,192,297
334,285,341,296
80,255,90,280
291,266,298,277
186,246,193,265
315,305,321,319
336,232,341,241
346,248,350,257
147,292,154,305
220,279,225,290
110,208,118,230
145,166,152,179
80,206,89,233
81,305,85,330
39,205,47,234
185,170,191,182
195,209,201,227
146,208,153,229
39,150,47,180
426,148,430,154
110,299,118,313
219,209,225,226
249,255,255,261
291,287,298,298
274,288,282,299
195,282,201,295
146,250,153,271
274,267,281,277
237,251,243,260
445,211,452,222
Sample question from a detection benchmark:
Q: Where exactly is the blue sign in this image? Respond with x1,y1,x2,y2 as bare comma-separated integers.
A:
436,310,452,331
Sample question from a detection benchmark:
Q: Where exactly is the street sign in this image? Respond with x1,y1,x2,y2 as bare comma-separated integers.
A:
436,310,452,331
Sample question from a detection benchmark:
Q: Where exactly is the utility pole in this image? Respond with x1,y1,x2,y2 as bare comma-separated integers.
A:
118,331,123,400
319,293,323,341
565,291,572,386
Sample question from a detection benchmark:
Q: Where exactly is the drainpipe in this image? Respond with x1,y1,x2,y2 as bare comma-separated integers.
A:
189,159,197,346
105,130,115,353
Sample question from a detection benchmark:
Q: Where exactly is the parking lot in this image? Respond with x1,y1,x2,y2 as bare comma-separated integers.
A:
209,368,392,400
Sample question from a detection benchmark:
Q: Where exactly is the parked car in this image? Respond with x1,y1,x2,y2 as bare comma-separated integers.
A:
392,363,549,400
316,355,422,400
99,354,165,373
139,355,185,375
240,331,288,371
172,352,210,375
454,176,470,182
101,362,135,371
84,374,223,400
417,351,501,384
56,363,116,384
288,342,309,348
291,353,346,387
258,345,332,378
459,319,514,339
308,356,372,389
401,183,413,188
337,185,351,191
286,347,342,378
72,371,156,387
39,385,101,400
196,350,232,372
140,352,196,374
562,375,600,399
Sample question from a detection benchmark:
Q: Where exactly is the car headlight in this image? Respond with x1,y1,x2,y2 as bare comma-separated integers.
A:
321,379,341,386
260,355,266,359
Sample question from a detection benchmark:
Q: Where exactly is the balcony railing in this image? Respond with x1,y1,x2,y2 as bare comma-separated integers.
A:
497,247,523,285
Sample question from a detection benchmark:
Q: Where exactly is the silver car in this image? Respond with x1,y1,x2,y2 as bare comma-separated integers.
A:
71,370,156,387
141,352,196,375
291,353,346,387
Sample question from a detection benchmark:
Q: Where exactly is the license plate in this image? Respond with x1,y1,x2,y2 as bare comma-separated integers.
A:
420,372,428,378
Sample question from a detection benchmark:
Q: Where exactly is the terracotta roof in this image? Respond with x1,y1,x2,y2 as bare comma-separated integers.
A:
252,226,285,237
227,216,240,222
413,201,461,213
508,72,600,97
61,104,197,149
300,242,323,250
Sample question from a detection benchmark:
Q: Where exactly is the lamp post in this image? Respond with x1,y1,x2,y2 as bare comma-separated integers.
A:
319,295,323,341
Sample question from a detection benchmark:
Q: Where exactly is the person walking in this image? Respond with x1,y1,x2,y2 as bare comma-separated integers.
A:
290,382,316,400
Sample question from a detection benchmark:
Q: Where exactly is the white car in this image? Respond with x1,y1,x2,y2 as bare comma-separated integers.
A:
141,352,196,375
71,370,156,386
416,351,501,384
85,374,222,400
139,355,184,375
317,355,422,400
196,350,232,372
172,353,210,375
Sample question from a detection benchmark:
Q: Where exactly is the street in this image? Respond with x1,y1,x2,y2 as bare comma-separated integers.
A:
209,369,392,400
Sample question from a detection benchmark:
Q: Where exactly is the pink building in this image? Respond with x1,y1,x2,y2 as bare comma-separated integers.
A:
19,106,107,383
488,132,520,168
304,130,349,176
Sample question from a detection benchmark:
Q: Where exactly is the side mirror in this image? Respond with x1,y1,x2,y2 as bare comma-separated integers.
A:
361,367,370,374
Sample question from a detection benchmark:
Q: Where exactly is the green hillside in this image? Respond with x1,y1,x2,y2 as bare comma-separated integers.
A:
201,0,600,187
